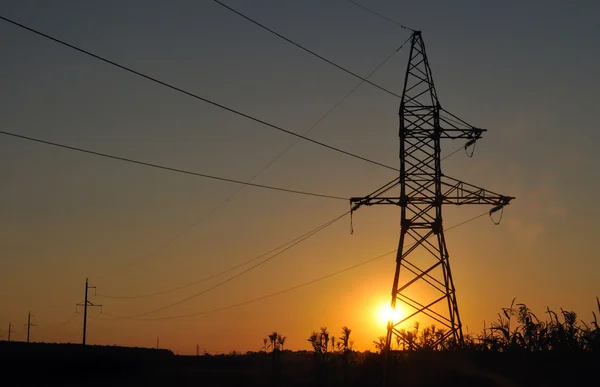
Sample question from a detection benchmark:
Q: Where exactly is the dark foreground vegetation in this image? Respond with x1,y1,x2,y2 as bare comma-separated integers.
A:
1,299,598,386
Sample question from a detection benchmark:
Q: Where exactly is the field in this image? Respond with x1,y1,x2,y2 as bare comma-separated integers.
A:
1,341,598,386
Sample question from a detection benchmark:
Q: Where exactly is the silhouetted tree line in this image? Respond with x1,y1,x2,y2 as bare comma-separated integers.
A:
292,299,600,386
307,326,354,360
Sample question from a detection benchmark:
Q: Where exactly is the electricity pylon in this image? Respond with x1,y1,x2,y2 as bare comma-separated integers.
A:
350,31,514,356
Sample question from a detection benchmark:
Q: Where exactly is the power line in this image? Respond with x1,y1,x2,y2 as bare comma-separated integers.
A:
93,37,411,280
0,14,398,172
96,211,353,299
106,211,350,319
0,130,347,201
441,145,465,162
105,249,397,322
97,138,465,296
91,189,242,281
444,211,488,231
343,0,414,31
61,313,79,328
99,210,490,321
240,35,411,186
211,1,404,100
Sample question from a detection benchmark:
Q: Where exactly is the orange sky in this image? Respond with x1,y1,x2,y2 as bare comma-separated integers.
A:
1,1,599,354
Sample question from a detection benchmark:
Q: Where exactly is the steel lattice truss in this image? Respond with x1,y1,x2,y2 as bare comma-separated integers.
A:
351,31,514,350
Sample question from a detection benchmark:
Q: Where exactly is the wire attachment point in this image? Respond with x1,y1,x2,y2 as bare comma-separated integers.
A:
464,138,477,158
350,205,354,235
489,204,505,225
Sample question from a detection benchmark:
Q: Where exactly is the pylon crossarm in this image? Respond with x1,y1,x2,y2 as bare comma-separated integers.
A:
439,107,475,127
349,180,514,209
438,109,487,140
440,175,514,206
350,177,400,210
351,197,399,208
439,127,485,139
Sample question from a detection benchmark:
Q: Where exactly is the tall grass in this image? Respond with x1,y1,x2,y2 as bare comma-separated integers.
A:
386,297,600,352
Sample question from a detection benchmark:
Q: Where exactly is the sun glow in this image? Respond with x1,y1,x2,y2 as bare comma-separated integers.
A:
376,302,403,327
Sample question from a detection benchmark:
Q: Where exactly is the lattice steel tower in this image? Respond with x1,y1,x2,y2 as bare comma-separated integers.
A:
351,31,514,351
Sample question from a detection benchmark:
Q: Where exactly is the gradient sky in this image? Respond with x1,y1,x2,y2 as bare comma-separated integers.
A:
1,0,599,354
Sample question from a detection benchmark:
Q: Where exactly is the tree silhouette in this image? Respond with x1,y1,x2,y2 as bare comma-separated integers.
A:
320,327,329,354
277,334,286,352
268,332,279,352
262,337,268,352
307,331,323,353
373,336,386,353
340,326,352,352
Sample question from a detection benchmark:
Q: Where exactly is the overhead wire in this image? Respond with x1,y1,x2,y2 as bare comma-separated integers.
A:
28,318,56,343
99,209,490,321
92,35,412,280
244,34,412,181
1,10,493,323
104,210,350,319
441,144,466,161
111,249,398,321
0,15,399,172
0,130,347,201
97,211,353,299
343,0,415,31
60,312,79,328
210,1,403,100
97,133,469,298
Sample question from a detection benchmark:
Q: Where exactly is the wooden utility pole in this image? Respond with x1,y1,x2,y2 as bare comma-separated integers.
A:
83,279,88,344
25,311,37,343
76,278,101,345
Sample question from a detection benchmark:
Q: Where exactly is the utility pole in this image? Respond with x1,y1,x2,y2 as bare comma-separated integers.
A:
25,311,37,343
156,337,159,350
76,278,102,346
350,31,514,385
7,323,11,342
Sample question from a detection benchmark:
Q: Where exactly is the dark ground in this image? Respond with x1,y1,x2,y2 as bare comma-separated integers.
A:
0,341,597,386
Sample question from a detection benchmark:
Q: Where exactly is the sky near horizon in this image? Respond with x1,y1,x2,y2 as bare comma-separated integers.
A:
0,0,599,354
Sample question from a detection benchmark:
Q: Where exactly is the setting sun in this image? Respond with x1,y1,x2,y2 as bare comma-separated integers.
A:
376,302,403,327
